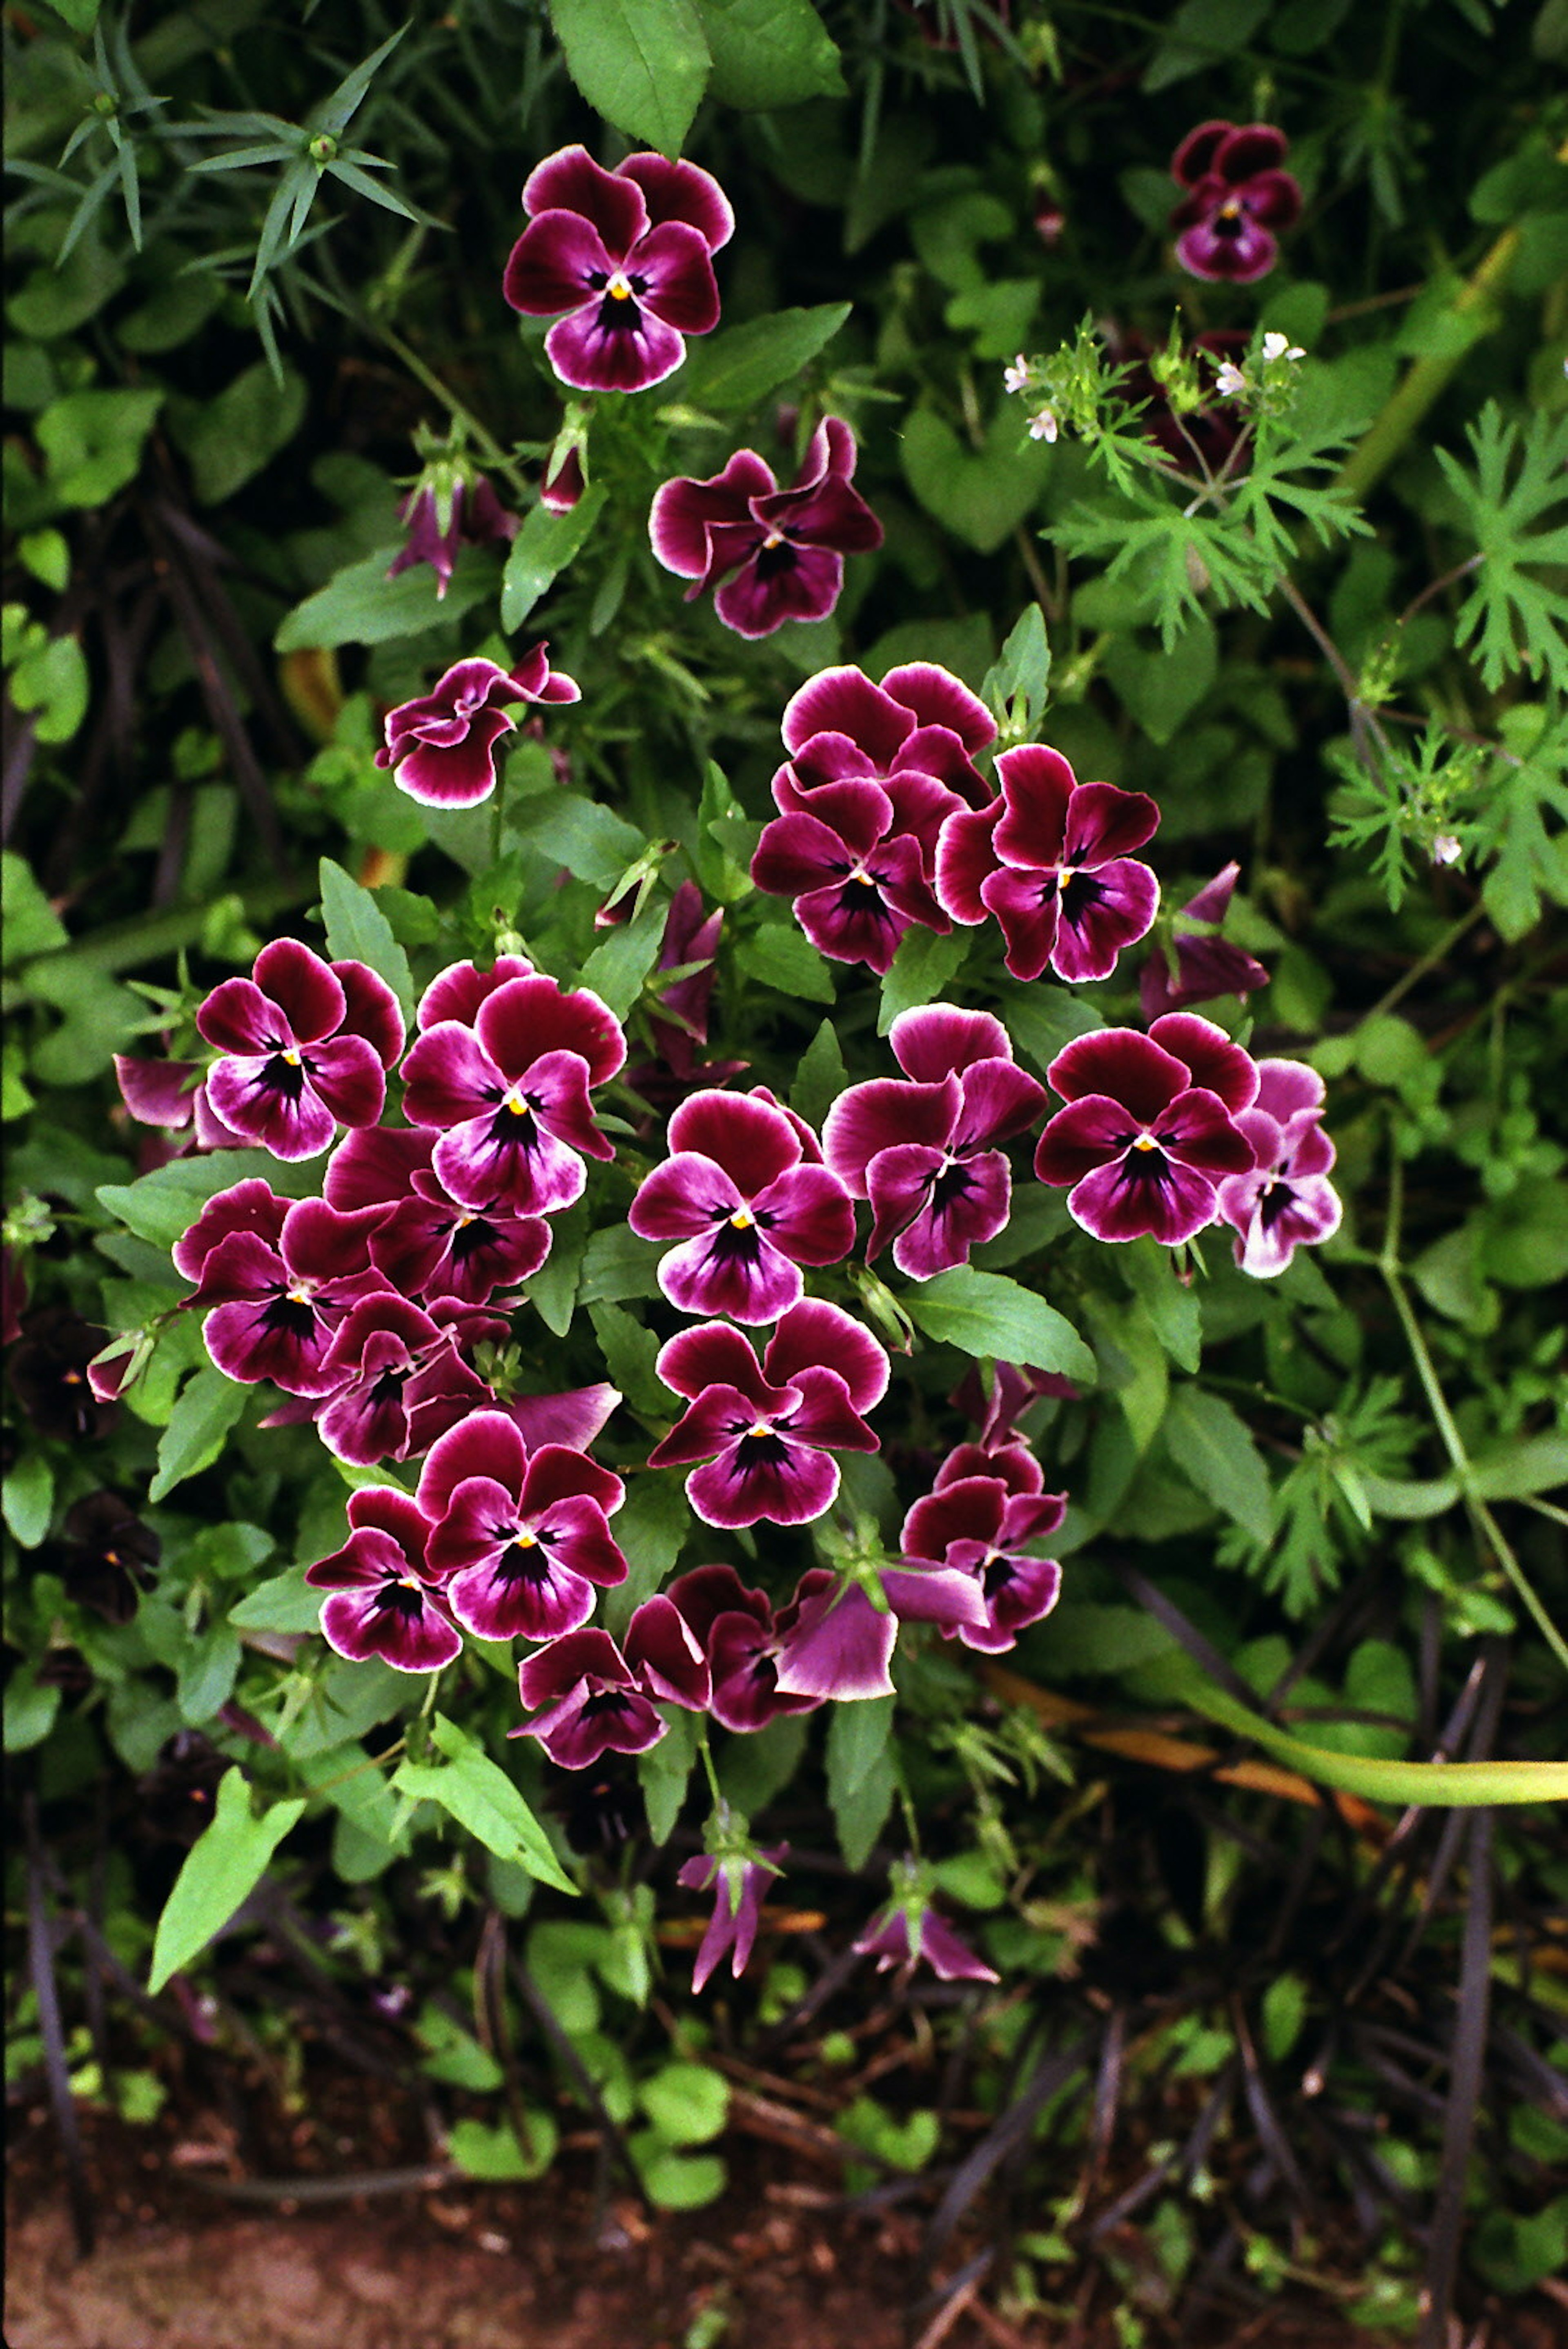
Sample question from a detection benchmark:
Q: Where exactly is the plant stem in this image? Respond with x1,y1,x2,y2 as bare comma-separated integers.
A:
368,320,531,500
1355,900,1488,1025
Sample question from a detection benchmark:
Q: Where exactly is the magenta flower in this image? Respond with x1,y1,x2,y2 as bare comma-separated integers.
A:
314,1293,493,1465
937,745,1160,984
305,1487,462,1673
1216,1059,1341,1279
822,1004,1047,1278
774,661,995,819
387,473,517,601
325,1127,550,1309
196,940,403,1162
649,1300,889,1529
503,144,732,394
667,1565,822,1732
374,647,579,809
416,955,535,1030
752,777,949,975
629,1088,854,1324
114,1053,243,1151
946,1360,1078,1468
679,1844,787,1993
183,1191,390,1395
1169,120,1301,285
854,1880,999,1985
1034,1013,1258,1245
401,975,626,1218
650,419,883,639
632,881,744,1101
900,1473,1066,1653
414,1408,626,1644
511,1598,710,1770
1140,862,1270,1019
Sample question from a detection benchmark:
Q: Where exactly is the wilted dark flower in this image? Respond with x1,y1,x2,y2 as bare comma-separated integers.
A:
58,1491,160,1623
388,472,518,600
1140,862,1270,1018
854,1863,999,1983
8,1307,118,1439
679,1841,787,1993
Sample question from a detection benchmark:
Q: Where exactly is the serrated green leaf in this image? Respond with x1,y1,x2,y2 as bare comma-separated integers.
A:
550,0,711,155
318,856,415,1022
791,1017,847,1133
744,921,836,1002
826,1691,894,1801
499,483,608,631
578,891,666,1019
695,0,842,106
96,1151,315,1256
274,545,499,651
876,926,968,1032
1163,1385,1273,1545
148,1768,305,1992
149,1367,248,1501
904,1267,1096,1384
392,1712,577,1893
679,301,851,412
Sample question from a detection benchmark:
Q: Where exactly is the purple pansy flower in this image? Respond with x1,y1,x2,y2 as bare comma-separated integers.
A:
752,777,949,975
770,1558,989,1702
650,419,883,639
305,1487,463,1673
668,1565,822,1732
324,1127,551,1309
900,1472,1066,1653
114,1053,244,1152
1169,120,1301,285
183,1191,390,1395
401,975,626,1218
679,1845,787,1993
854,1875,999,1984
503,145,732,394
416,955,536,1029
511,1598,710,1770
773,662,994,819
314,1293,494,1465
1034,1013,1258,1245
650,1300,889,1529
388,473,518,601
936,744,1161,984
196,940,403,1162
374,647,579,809
822,1004,1047,1278
1216,1059,1342,1279
631,882,745,1102
629,1087,855,1324
1140,862,1270,1019
415,1408,626,1644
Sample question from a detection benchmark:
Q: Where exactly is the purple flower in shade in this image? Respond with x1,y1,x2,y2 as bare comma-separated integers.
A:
773,661,995,821
900,1471,1066,1654
628,1087,855,1325
374,646,579,809
413,1407,626,1644
946,1361,1078,1479
324,1127,551,1309
196,941,404,1163
1169,120,1301,285
752,778,951,976
313,1293,494,1465
936,744,1161,985
502,144,732,394
1216,1059,1342,1280
854,1870,999,1985
822,1004,1048,1278
1139,862,1270,1020
305,1487,463,1673
511,1596,710,1770
649,1300,889,1530
400,975,627,1218
182,1191,391,1396
387,473,518,601
57,1491,160,1625
678,1843,787,1992
1034,1013,1258,1246
666,1564,822,1732
650,419,883,639
113,1053,244,1151
632,882,746,1101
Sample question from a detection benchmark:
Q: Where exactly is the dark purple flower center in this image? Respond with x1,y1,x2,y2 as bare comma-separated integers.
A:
1058,869,1108,920
735,1421,791,1471
581,1685,634,1723
589,269,648,332
446,1210,501,1261
261,1047,310,1100
1212,200,1247,236
373,1576,429,1619
1258,1174,1296,1228
929,1159,977,1213
753,535,798,581
260,1290,322,1340
497,1529,555,1583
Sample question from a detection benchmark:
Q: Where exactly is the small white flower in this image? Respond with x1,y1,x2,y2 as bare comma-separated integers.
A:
1261,332,1305,364
1431,834,1463,867
1003,355,1030,394
1027,407,1059,443
1214,361,1248,399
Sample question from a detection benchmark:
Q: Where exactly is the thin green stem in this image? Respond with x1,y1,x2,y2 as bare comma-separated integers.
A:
368,319,531,501
695,1721,724,1812
1356,902,1488,1026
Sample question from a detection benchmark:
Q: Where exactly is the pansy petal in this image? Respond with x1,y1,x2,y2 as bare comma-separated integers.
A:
686,1433,840,1528
889,1004,1012,1084
666,1089,802,1189
1068,1154,1219,1245
253,939,347,1043
765,1299,890,1412
521,145,648,244
617,152,734,250
545,302,688,394
822,1075,959,1194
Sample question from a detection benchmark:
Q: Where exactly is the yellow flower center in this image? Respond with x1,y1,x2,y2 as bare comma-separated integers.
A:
730,1208,755,1230
515,1528,537,1548
606,272,633,300
748,1420,773,1440
1132,1133,1158,1153
762,529,785,548
281,1048,302,1067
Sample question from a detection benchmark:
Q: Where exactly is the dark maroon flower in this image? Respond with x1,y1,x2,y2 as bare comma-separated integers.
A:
8,1307,118,1439
667,1564,821,1732
650,419,882,639
650,1300,889,1529
635,882,742,1095
184,1192,390,1396
1216,1060,1341,1279
1140,862,1270,1018
752,778,949,975
900,1474,1065,1653
1034,1014,1257,1245
1169,120,1301,285
388,472,518,600
511,1598,710,1770
375,647,579,809
678,1844,787,1992
415,1408,626,1644
947,1360,1078,1459
937,744,1160,984
629,1088,854,1324
823,1004,1047,1278
305,1486,463,1672
314,1293,493,1465
854,1870,998,1984
540,438,586,514
503,144,732,394
57,1491,160,1623
401,975,626,1218
197,940,403,1162
773,661,995,819
324,1126,551,1309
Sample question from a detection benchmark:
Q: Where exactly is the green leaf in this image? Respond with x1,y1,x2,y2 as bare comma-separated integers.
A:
2,1449,54,1547
228,1567,325,1634
177,1623,242,1726
97,1150,317,1255
148,1768,306,1992
830,1739,897,1871
826,1691,894,1801
1467,1432,1568,1502
510,794,645,892
1143,0,1271,87
392,1711,577,1894
3,1663,60,1753
318,856,415,1023
638,1703,699,1842
526,1199,588,1336
447,2112,559,2181
549,0,711,155
900,401,1051,555
170,362,305,505
7,630,89,744
578,891,667,1019
877,926,967,1033
274,545,499,651
791,1017,847,1132
1437,406,1568,690
1163,1385,1273,1545
499,483,608,632
639,2060,728,2144
1261,1973,1308,2062
982,603,1051,737
34,388,161,507
149,1367,248,1502
695,0,842,106
744,921,836,1002
579,1224,665,1305
904,1267,1096,1384
588,1302,665,1416
2,852,69,965
679,301,851,412
633,2140,726,2207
